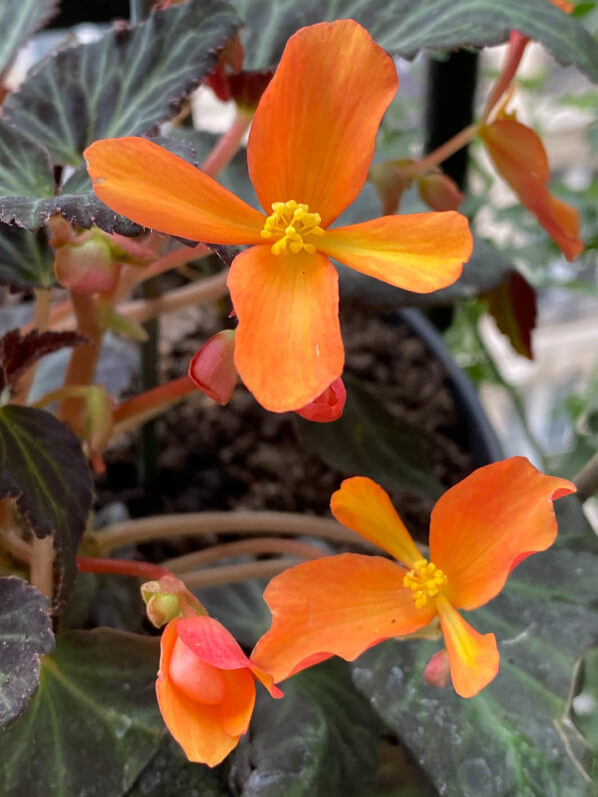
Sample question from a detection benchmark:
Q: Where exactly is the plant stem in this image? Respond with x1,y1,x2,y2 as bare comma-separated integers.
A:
30,536,54,602
574,451,598,502
164,536,327,573
77,556,169,580
114,243,211,303
118,270,229,325
466,305,548,468
112,375,197,437
201,109,253,178
180,558,298,589
13,289,51,404
57,292,104,427
482,32,528,122
398,123,480,180
0,530,32,564
94,511,371,555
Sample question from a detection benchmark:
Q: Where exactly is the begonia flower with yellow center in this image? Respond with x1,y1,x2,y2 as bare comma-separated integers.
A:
85,19,473,412
251,457,575,697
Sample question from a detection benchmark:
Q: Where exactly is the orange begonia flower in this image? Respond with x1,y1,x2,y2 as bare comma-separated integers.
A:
85,20,473,412
158,615,282,766
480,117,583,261
252,457,575,698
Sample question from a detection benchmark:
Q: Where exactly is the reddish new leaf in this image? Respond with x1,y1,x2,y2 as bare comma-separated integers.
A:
483,270,537,359
0,329,86,391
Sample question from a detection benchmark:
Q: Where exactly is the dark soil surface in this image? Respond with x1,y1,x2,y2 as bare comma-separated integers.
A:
97,300,473,546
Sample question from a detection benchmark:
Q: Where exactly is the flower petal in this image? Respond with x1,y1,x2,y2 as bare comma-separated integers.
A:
480,120,583,261
429,457,576,610
330,476,422,567
176,615,252,670
435,597,499,698
156,622,239,766
318,212,472,293
251,553,434,683
228,246,344,412
219,668,256,737
247,19,397,226
85,137,265,245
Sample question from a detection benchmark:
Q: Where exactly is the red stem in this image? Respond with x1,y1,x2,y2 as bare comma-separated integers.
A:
77,556,169,580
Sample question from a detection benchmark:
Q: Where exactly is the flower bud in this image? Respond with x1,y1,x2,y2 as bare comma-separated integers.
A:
188,330,238,406
54,234,120,295
81,385,114,473
369,160,413,215
417,172,463,212
295,377,346,423
424,649,450,688
141,575,206,627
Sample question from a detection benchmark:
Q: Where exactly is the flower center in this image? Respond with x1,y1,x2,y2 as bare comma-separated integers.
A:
261,200,325,255
403,558,447,609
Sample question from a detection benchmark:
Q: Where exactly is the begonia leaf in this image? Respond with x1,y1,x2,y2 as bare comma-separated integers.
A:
482,269,538,360
0,329,85,391
351,495,598,796
295,374,443,500
0,577,54,728
0,224,54,290
232,0,598,82
2,0,241,166
0,0,58,78
197,579,271,648
0,629,163,797
230,659,381,796
0,406,93,611
572,646,598,775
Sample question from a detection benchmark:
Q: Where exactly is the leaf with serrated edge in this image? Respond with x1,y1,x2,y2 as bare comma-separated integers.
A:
232,0,598,81
351,496,598,796
0,406,93,610
0,329,86,390
0,0,58,77
0,577,54,728
0,225,54,290
2,0,240,166
0,629,163,797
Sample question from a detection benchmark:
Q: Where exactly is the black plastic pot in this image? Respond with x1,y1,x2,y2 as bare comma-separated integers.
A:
397,308,503,468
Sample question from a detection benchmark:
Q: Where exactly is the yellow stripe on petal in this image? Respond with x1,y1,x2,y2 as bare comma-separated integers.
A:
435,597,499,698
85,137,266,245
318,212,473,293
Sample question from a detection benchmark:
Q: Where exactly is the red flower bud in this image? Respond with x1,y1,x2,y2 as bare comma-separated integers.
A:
188,330,237,405
54,235,120,295
423,649,451,689
417,172,463,212
295,377,346,423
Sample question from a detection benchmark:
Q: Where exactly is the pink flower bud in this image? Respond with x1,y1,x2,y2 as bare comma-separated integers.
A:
424,649,450,688
417,172,463,212
188,330,238,406
295,377,346,423
54,235,120,295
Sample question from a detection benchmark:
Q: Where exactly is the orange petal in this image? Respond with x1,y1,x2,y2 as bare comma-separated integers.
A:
435,597,499,698
318,212,473,293
176,615,254,670
156,622,239,766
429,457,576,610
228,246,344,412
219,667,256,737
330,476,422,567
251,553,435,683
481,120,583,261
85,137,265,245
247,20,397,227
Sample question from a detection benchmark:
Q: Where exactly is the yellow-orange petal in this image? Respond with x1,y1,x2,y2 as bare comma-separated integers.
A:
85,137,265,245
318,212,473,293
480,120,583,261
156,622,239,766
227,246,344,412
330,476,422,567
429,457,576,611
219,667,256,737
251,553,435,683
435,597,499,698
247,20,398,227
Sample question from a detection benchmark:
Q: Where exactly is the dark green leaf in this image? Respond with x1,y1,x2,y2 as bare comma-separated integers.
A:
2,0,241,165
0,629,163,797
0,0,58,77
0,577,54,727
572,646,598,765
232,0,598,81
198,579,271,647
128,737,228,797
352,495,598,796
0,123,55,227
0,406,93,610
230,660,381,796
0,329,85,391
295,374,443,499
0,225,54,290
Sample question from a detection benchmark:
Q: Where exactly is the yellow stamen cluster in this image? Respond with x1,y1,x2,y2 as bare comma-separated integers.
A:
261,200,325,255
403,559,447,609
